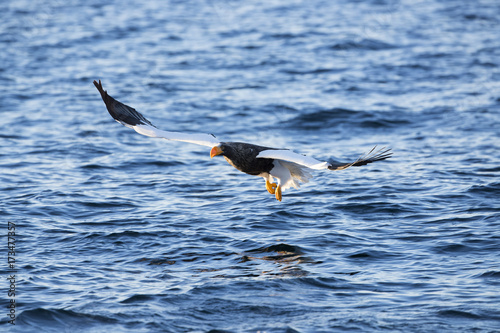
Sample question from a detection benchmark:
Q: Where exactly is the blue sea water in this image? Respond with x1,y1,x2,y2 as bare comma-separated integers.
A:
1,0,500,332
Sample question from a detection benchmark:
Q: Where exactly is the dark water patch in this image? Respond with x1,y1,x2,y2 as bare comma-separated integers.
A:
146,249,239,268
267,209,320,221
225,243,316,277
437,309,482,320
471,59,498,68
295,276,355,291
264,32,310,40
432,243,475,254
218,28,259,39
281,67,343,75
81,230,172,244
80,163,116,170
328,38,396,51
477,166,500,173
244,244,307,265
285,107,412,131
239,44,264,50
195,296,305,319
120,294,157,304
146,81,186,93
467,182,500,196
476,271,500,278
334,201,411,216
286,108,363,129
77,129,101,137
346,249,400,261
0,133,24,139
126,159,186,168
148,258,177,265
225,84,266,90
17,308,118,329
421,213,485,225
249,243,304,255
462,13,494,21
71,199,140,209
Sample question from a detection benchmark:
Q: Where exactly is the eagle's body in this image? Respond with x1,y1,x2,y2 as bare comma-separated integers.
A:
217,142,275,175
94,80,392,201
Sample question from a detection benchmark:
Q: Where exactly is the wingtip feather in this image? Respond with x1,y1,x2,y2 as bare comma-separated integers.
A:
93,80,106,98
353,146,393,166
327,146,392,170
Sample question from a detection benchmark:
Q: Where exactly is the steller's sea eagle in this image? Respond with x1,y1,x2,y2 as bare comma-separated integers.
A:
94,80,392,201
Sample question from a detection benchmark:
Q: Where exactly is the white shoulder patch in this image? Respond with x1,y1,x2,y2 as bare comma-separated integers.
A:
257,149,329,170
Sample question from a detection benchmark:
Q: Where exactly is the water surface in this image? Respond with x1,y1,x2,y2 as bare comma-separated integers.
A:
1,0,500,332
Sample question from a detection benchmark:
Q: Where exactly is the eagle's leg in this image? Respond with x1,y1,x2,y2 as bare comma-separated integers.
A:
266,180,277,194
275,185,282,201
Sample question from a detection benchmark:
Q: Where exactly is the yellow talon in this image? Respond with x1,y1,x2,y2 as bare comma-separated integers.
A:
266,180,277,194
275,185,282,201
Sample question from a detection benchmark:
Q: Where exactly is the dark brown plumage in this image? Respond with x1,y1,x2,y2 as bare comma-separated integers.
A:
216,142,276,176
94,80,154,128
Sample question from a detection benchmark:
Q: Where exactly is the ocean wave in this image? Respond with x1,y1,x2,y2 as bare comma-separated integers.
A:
284,108,412,130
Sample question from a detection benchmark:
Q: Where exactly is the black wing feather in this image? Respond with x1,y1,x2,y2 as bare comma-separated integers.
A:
328,146,392,171
93,80,155,128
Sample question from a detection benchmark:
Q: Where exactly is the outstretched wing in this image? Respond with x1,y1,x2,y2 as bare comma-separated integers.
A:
257,146,392,171
94,80,220,147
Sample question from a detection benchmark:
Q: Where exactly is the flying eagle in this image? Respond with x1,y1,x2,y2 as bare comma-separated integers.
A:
94,80,392,201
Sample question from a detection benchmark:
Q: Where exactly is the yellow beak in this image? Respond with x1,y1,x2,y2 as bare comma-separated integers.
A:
210,146,223,158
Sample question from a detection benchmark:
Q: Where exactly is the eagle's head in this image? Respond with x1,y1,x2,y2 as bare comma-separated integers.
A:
210,144,224,159
210,142,240,159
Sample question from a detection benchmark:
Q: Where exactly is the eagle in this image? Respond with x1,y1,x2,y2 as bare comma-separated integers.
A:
94,80,392,201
